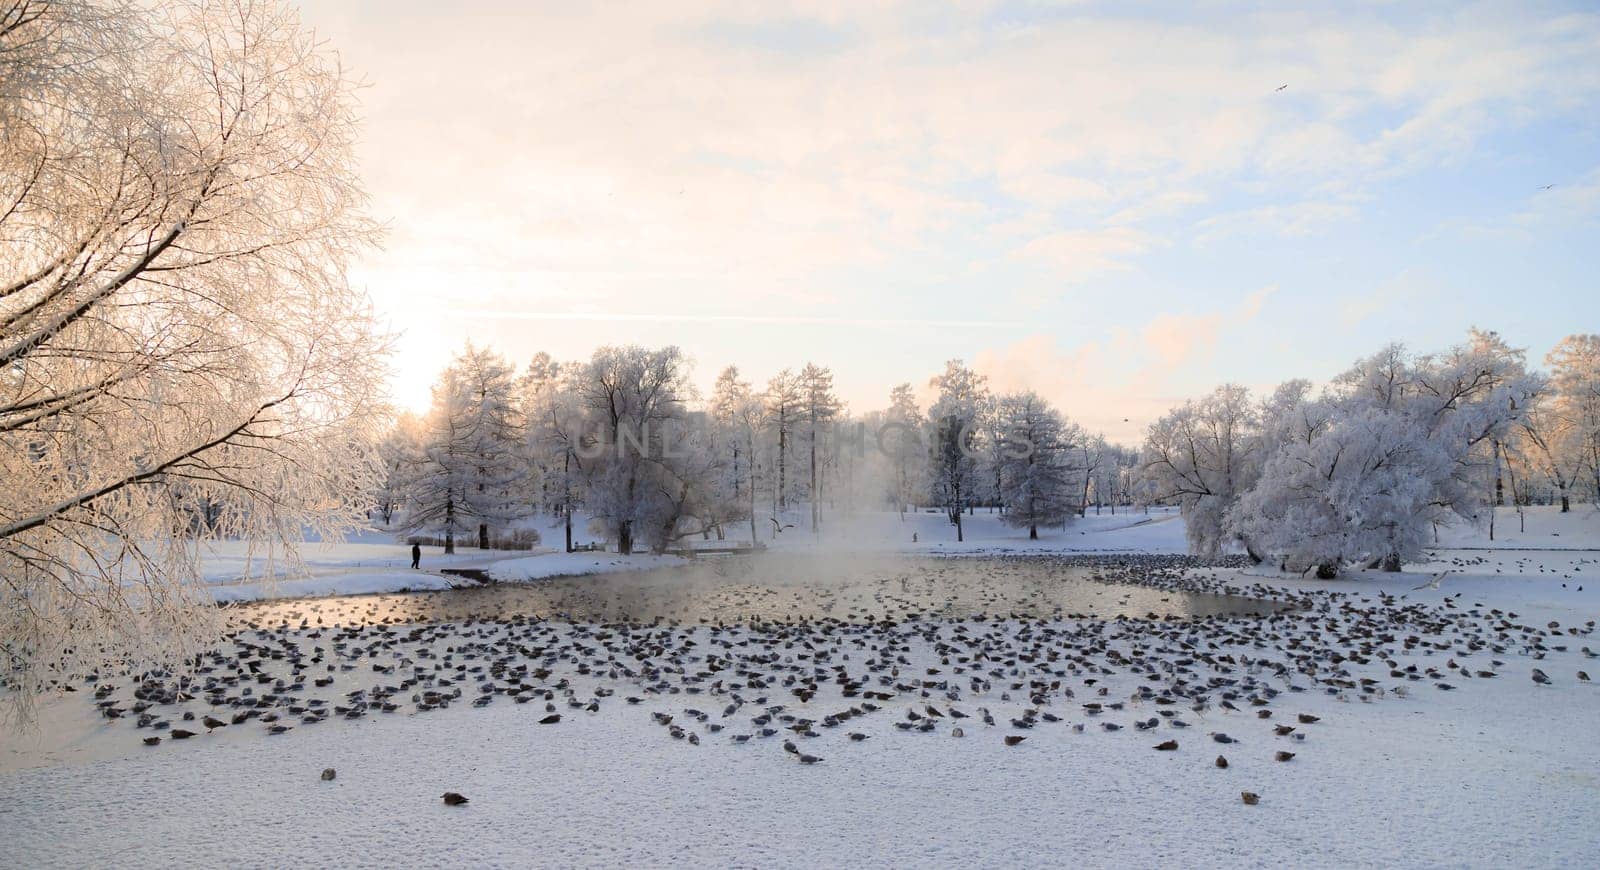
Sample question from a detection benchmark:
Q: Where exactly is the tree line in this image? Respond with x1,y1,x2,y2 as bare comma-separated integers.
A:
376,346,1140,554
379,329,1599,573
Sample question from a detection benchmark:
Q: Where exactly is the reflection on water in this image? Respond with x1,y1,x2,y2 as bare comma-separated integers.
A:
229,555,1282,629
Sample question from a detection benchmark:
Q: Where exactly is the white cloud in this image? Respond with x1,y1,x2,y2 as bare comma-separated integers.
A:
1195,200,1360,244
973,286,1277,442
293,1,1600,400
1011,227,1157,283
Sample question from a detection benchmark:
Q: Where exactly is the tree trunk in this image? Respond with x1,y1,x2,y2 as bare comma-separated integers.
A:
444,494,455,555
565,511,573,553
1314,562,1338,580
1493,440,1504,506
618,521,633,555
479,522,489,551
810,433,819,533
1381,553,1401,572
1029,525,1038,540
778,427,787,510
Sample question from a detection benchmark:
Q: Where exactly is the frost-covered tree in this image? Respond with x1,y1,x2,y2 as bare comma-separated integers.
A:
375,412,425,526
577,345,719,554
882,383,923,518
1068,433,1105,518
1141,385,1263,559
1526,334,1600,509
1087,445,1140,514
1340,339,1539,527
1233,336,1541,576
979,394,1007,513
797,363,841,532
513,352,563,513
927,360,988,542
403,345,526,553
995,393,1076,538
1233,403,1443,577
763,369,801,512
710,366,760,542
530,361,589,552
1516,401,1585,512
1,0,386,703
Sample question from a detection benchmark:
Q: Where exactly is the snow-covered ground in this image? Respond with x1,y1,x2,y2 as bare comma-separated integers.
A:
198,524,689,603
766,504,1189,555
7,656,1595,869
5,505,1597,868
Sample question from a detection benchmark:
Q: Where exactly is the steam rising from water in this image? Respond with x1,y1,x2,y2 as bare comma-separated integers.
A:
234,554,1280,628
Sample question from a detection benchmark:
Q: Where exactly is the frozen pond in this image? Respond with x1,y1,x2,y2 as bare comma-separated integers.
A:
229,554,1284,628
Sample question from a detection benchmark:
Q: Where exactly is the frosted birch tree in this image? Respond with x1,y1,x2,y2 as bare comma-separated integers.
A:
710,366,760,542
1140,385,1262,559
763,369,801,513
1,0,386,703
882,383,923,519
531,361,589,552
927,360,988,542
577,345,717,554
797,363,841,533
1533,335,1600,508
513,352,563,514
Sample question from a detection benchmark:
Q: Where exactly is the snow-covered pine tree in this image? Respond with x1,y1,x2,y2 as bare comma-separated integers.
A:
881,384,924,519
995,393,1076,539
403,345,527,553
797,363,841,532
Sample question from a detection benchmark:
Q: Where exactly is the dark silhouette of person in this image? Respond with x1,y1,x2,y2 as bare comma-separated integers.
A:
410,542,421,570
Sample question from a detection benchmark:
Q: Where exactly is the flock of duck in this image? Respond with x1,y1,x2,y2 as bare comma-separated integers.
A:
69,553,1595,806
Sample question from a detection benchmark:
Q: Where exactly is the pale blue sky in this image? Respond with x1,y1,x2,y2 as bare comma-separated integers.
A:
299,1,1599,442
